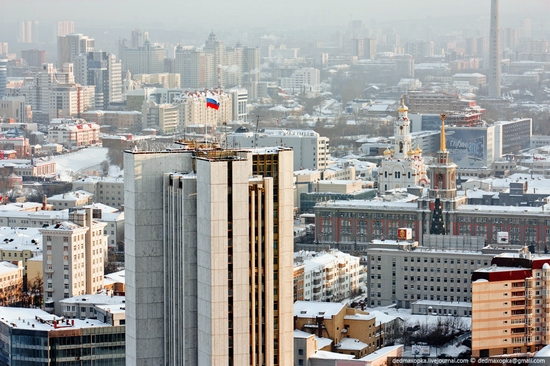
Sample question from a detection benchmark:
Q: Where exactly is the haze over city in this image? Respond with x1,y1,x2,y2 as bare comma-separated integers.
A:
2,0,549,34
2,0,550,364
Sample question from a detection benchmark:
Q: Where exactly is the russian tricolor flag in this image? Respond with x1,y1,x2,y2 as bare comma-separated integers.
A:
206,96,220,110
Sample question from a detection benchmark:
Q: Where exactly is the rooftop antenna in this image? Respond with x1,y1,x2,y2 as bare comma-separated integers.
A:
223,122,227,150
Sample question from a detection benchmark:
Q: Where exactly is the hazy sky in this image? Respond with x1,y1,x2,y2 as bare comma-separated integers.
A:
3,0,549,30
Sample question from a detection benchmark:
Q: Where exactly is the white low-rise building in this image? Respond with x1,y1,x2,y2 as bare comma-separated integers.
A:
294,249,364,302
47,190,93,210
59,292,125,319
48,119,100,148
72,176,124,209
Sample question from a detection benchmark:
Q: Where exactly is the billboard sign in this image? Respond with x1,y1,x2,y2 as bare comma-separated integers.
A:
397,228,412,240
446,128,491,168
412,344,430,356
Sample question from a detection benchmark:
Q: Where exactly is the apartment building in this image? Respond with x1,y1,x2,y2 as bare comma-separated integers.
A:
294,250,364,302
365,237,523,309
40,208,107,314
472,250,550,357
48,120,100,148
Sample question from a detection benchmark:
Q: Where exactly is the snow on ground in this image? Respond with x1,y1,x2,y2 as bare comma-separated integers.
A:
365,305,471,357
365,305,471,329
439,344,470,357
50,147,108,181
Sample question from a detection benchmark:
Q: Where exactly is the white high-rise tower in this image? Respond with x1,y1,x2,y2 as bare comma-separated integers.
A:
125,146,295,365
489,0,501,98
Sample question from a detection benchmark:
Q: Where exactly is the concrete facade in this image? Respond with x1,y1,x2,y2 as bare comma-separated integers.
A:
40,209,107,314
125,146,294,365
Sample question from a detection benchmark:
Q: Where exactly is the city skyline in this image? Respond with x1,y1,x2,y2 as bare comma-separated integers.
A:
2,1,549,33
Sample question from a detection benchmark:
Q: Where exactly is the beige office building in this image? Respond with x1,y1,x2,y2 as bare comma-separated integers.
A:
40,209,107,314
125,145,294,365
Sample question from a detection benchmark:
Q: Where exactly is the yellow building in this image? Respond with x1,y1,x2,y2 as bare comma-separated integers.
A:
294,301,379,358
0,227,42,279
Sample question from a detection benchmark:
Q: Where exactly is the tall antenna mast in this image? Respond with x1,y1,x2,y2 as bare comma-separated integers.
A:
254,115,260,149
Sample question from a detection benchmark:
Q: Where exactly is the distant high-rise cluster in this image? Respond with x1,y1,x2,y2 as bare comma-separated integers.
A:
0,59,7,100
21,49,46,68
16,63,96,122
56,21,75,37
0,43,8,56
73,51,123,109
57,33,95,67
119,31,261,99
18,20,38,44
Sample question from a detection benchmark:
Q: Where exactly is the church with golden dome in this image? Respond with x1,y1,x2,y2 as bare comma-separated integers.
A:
378,99,430,193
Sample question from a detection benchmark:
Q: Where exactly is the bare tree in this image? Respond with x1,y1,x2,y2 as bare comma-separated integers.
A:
28,275,43,308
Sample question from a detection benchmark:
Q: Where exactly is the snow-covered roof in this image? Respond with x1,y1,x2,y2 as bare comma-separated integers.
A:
0,227,42,251
293,329,313,339
95,303,126,314
456,204,550,214
83,203,120,214
310,350,354,360
317,200,418,210
0,307,109,331
0,202,43,211
466,190,498,199
337,337,368,351
0,261,20,275
359,345,403,361
344,312,375,321
365,310,402,324
365,305,472,329
294,301,344,319
104,270,125,284
475,266,528,273
0,209,69,220
40,221,82,231
48,190,93,202
316,335,333,350
59,293,125,306
533,344,550,357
